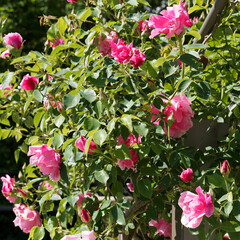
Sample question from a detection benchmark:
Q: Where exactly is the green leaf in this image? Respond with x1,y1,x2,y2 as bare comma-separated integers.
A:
66,195,79,207
63,93,80,109
163,61,179,78
33,90,43,102
93,129,107,146
84,117,100,131
120,115,133,132
34,110,44,128
111,205,126,225
147,61,158,79
128,0,138,6
134,123,148,137
176,79,192,93
178,53,199,69
2,72,14,89
224,202,233,216
95,170,109,185
55,115,65,128
100,200,112,210
81,89,97,103
186,30,201,40
107,119,116,134
14,149,20,163
221,221,240,232
53,134,64,149
233,201,240,222
24,94,34,113
137,0,150,6
207,174,226,188
57,17,67,36
95,101,103,119
29,226,45,240
188,5,205,14
114,144,131,160
45,216,58,233
137,178,152,199
77,7,92,21
183,44,208,50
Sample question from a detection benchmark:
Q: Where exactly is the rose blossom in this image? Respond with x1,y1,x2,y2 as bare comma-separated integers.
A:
97,31,118,57
178,186,214,228
117,133,141,146
49,37,65,48
67,0,79,3
61,236,81,240
130,48,146,68
110,39,133,63
179,168,193,182
28,144,61,182
20,74,38,90
117,149,138,170
77,192,92,208
220,160,230,176
138,20,150,33
152,94,194,138
81,209,91,223
3,32,23,49
75,136,97,154
0,84,13,97
149,218,172,239
0,49,11,59
148,1,192,38
39,181,53,190
223,233,230,239
13,204,42,233
1,174,17,203
126,179,134,192
82,230,95,240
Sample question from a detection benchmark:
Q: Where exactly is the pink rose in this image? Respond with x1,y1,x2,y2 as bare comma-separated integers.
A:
50,37,65,48
126,179,134,192
110,39,133,63
220,160,230,176
0,49,11,59
28,144,61,182
117,149,138,170
43,93,64,112
223,233,230,239
0,84,13,97
77,192,92,208
81,209,91,223
39,181,53,190
82,230,95,240
4,32,23,49
20,74,38,90
75,136,97,154
13,204,42,233
148,1,192,38
138,20,150,33
178,186,214,228
149,218,172,239
67,0,79,2
179,168,193,182
98,31,118,57
61,236,81,240
130,48,146,68
1,174,17,203
117,133,141,147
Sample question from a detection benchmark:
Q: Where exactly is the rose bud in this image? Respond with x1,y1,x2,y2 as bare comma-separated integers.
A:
220,160,230,176
179,168,193,182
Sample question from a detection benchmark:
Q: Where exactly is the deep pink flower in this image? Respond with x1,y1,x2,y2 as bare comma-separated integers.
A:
1,174,17,203
148,1,192,38
77,192,92,208
4,33,23,49
39,181,53,190
138,20,150,33
98,31,118,57
50,37,65,48
110,39,133,63
179,168,193,182
118,149,138,170
0,50,11,59
75,136,97,154
178,186,214,228
81,230,95,240
81,209,91,223
28,144,61,182
67,0,79,2
61,236,81,240
126,179,134,192
130,48,146,68
149,218,172,239
13,204,42,233
20,74,38,90
117,133,141,147
220,160,230,176
223,233,230,239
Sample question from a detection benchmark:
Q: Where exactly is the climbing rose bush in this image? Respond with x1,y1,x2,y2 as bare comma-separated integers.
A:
0,0,240,239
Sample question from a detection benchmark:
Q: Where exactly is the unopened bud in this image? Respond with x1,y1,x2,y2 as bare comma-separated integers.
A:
220,160,230,176
81,209,91,223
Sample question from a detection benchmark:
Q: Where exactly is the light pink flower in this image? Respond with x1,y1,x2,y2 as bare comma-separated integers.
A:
77,192,92,208
179,168,193,182
4,32,23,49
117,149,138,170
126,179,134,192
67,0,79,2
0,50,11,59
110,39,133,63
223,233,230,239
98,31,118,57
13,204,42,233
81,230,95,240
28,144,61,182
178,186,214,228
220,160,230,176
138,20,150,33
43,93,64,112
20,74,38,90
130,48,146,68
117,133,141,147
61,236,81,240
75,136,97,154
0,84,13,97
50,37,65,48
1,174,17,203
148,1,192,38
39,181,53,190
149,218,172,239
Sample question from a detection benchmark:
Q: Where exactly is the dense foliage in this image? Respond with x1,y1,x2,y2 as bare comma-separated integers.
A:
0,0,240,239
